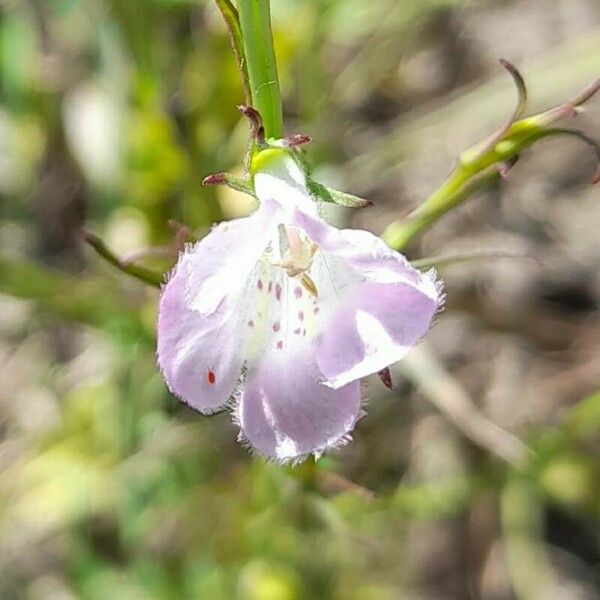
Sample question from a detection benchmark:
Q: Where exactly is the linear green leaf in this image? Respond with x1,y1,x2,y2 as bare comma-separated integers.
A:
215,0,252,105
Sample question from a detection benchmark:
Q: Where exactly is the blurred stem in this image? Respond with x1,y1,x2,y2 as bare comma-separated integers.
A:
293,456,319,492
81,231,163,288
501,476,555,599
399,342,530,466
237,0,283,138
411,249,531,270
0,257,149,338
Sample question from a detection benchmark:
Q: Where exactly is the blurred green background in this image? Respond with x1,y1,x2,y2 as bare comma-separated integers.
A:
1,0,599,598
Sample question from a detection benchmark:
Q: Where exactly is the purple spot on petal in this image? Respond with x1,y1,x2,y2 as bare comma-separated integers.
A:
302,329,307,337
313,307,320,315
248,320,255,328
268,281,272,293
277,340,283,349
298,311,304,322
293,328,301,335
275,283,282,301
272,321,281,332
294,286,302,299
257,279,263,290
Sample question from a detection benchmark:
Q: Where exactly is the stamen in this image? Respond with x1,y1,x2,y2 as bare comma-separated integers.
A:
301,273,319,298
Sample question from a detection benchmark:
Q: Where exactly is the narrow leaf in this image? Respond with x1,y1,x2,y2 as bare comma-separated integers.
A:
215,0,252,105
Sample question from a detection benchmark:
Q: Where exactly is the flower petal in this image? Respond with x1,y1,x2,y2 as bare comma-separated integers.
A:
237,347,362,461
316,278,441,388
290,208,423,287
157,206,276,413
282,207,442,387
186,203,277,315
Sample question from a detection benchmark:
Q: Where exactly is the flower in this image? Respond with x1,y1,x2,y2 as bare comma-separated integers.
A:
157,148,443,462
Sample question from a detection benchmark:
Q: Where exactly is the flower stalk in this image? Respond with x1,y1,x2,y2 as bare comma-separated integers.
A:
237,0,284,139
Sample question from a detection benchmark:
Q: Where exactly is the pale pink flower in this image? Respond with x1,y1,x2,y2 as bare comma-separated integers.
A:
157,150,442,461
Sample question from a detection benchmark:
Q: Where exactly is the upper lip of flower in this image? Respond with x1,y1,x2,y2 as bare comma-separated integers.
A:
156,149,443,461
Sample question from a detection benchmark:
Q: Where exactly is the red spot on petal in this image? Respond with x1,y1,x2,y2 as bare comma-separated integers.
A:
207,370,216,385
294,286,302,299
275,283,282,301
298,311,304,321
257,279,263,290
272,321,281,332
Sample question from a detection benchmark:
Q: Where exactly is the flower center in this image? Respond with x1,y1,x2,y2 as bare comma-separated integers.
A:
243,225,324,360
275,224,320,297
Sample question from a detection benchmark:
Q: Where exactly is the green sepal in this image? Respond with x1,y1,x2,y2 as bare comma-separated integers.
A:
306,179,373,209
292,148,313,176
202,172,256,197
250,146,372,208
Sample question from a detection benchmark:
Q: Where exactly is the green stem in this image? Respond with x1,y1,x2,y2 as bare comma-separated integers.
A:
381,71,600,252
237,0,283,138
